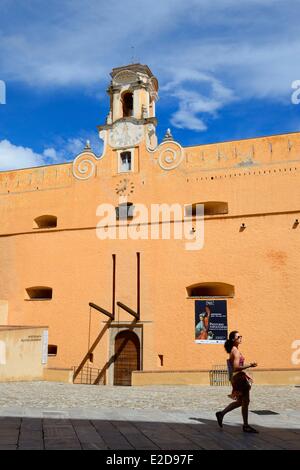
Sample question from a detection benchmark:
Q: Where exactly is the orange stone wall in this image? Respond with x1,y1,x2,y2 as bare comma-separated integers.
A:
0,131,299,381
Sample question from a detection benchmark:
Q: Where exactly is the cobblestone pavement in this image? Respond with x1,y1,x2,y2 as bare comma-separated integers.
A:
0,383,299,450
0,382,299,411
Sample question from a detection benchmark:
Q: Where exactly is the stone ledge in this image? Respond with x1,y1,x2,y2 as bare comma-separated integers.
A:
132,369,300,386
43,368,73,384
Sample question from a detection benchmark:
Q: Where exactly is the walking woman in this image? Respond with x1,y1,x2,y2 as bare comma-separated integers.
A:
216,331,259,433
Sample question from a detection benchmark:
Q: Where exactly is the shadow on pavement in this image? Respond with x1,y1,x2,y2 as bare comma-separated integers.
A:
0,415,299,450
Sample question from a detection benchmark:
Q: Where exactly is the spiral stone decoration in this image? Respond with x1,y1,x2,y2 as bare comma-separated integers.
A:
72,153,97,180
158,141,184,170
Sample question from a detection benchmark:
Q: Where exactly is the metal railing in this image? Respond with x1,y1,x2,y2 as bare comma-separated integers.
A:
209,364,230,386
73,365,105,385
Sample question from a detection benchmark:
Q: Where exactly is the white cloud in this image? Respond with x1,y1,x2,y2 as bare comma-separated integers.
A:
0,140,45,170
0,0,299,131
64,138,87,156
50,134,103,162
1,1,299,91
43,147,58,160
171,110,207,132
0,134,103,171
165,75,235,131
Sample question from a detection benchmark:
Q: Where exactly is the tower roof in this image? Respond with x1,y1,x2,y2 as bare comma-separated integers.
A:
110,63,154,79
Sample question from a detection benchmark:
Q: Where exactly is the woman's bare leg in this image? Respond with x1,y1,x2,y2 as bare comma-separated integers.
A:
241,393,250,426
216,399,242,426
221,400,242,417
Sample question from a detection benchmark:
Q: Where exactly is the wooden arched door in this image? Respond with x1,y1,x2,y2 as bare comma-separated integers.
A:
114,330,140,386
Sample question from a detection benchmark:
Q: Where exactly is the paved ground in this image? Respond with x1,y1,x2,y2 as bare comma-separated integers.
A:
0,382,299,450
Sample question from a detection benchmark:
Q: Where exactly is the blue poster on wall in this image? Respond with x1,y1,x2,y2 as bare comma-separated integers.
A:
195,300,228,344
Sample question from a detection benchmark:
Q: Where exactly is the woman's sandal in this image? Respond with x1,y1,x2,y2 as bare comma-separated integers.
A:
243,425,259,433
216,411,223,428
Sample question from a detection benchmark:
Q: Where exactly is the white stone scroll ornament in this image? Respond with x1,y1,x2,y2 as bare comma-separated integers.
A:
146,127,184,171
157,141,184,170
72,131,107,180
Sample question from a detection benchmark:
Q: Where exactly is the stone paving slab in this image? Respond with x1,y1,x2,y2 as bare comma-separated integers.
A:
1,406,300,428
0,408,298,450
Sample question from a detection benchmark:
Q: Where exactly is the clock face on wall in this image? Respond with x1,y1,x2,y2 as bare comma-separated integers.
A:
115,178,135,196
109,122,144,148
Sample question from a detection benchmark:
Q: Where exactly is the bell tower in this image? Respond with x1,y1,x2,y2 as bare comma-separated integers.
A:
108,63,158,122
74,64,184,179
98,64,159,162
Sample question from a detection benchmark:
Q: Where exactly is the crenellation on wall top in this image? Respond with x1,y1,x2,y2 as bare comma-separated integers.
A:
0,132,299,193
0,162,73,194
183,132,300,170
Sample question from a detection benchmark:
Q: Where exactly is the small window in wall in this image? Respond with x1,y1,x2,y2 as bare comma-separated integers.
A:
186,282,234,298
116,202,134,220
122,92,133,117
119,151,132,173
185,202,228,217
48,345,57,356
34,215,57,229
26,286,53,300
158,355,164,367
149,100,153,117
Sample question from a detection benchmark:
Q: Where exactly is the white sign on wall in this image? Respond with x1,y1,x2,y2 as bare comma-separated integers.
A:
41,330,48,365
0,340,6,365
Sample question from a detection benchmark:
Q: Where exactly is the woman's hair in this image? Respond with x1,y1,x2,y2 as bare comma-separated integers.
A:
204,305,211,317
224,330,239,353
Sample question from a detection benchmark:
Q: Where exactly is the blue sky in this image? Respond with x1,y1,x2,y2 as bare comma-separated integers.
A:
0,0,300,170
